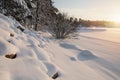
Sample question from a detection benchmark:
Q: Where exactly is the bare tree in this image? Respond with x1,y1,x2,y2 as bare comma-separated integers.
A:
49,13,78,39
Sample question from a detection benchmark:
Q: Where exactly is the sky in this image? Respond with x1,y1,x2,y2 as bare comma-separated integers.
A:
52,0,120,22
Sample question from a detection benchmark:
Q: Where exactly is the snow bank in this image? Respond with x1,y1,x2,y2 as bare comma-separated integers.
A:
0,14,57,80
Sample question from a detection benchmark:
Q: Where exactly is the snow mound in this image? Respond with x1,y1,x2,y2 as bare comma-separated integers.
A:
77,50,97,61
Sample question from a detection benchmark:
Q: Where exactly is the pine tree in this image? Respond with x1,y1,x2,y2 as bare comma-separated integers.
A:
0,0,30,22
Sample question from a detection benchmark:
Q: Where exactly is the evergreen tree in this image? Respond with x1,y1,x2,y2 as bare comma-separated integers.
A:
0,0,30,23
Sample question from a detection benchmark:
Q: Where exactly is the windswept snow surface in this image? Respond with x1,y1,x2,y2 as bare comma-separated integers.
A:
78,27,120,43
44,27,120,80
0,14,120,80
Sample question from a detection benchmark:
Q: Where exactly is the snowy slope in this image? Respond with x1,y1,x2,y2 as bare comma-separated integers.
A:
0,14,120,80
0,14,56,80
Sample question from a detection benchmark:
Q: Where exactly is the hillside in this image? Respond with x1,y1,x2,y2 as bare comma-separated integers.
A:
0,14,57,80
0,0,58,30
0,14,120,80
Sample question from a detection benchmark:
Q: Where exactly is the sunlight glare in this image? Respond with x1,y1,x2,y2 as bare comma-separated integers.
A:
112,17,120,23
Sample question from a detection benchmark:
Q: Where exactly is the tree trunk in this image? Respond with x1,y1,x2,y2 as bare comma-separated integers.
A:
34,1,39,31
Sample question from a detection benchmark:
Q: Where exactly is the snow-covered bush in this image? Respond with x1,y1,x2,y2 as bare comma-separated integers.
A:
49,13,78,39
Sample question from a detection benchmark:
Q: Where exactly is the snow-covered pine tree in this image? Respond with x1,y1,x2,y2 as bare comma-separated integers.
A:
0,0,31,23
31,0,58,30
0,0,58,30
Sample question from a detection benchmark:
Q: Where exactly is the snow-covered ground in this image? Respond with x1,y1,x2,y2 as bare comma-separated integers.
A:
79,27,120,43
0,14,120,80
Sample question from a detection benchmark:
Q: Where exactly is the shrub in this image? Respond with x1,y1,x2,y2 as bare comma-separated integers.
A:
49,13,78,39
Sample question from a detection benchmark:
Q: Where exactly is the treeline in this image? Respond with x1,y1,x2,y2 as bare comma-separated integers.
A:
0,0,58,30
78,19,120,27
0,0,80,39
1,0,119,39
